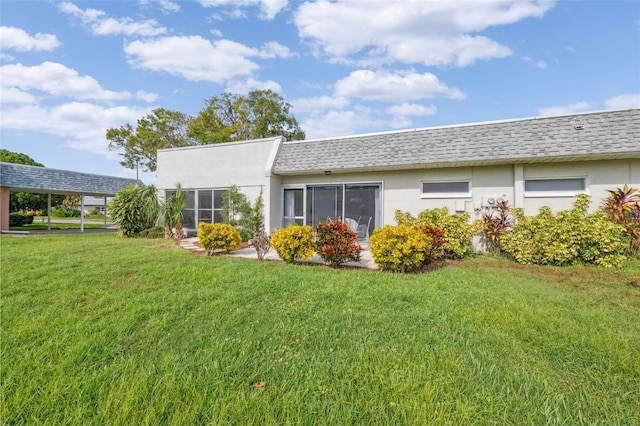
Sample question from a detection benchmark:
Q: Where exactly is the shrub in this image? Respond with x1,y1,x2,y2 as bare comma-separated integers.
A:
9,212,34,227
270,225,315,264
198,222,242,255
481,200,514,253
502,195,628,268
88,207,100,216
600,185,640,256
315,220,362,267
252,231,272,261
395,208,476,258
51,208,81,218
370,225,431,273
417,225,445,263
109,185,159,238
138,226,165,239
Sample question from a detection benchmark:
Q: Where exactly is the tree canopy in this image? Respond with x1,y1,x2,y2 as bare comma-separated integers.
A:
0,149,44,167
107,108,193,173
106,90,305,173
187,90,305,144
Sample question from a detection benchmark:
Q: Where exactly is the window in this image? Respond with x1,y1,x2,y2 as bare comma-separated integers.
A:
421,181,471,198
524,178,587,197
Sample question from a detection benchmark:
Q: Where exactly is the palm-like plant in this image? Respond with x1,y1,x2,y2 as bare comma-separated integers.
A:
161,184,187,239
601,185,640,255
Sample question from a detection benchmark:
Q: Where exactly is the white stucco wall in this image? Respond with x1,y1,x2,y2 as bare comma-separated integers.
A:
157,137,283,230
279,159,639,229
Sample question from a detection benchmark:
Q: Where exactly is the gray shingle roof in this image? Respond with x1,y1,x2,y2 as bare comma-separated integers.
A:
0,163,143,195
273,109,640,175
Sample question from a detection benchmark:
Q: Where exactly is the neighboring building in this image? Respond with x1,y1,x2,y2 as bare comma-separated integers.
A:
81,196,113,215
157,109,640,237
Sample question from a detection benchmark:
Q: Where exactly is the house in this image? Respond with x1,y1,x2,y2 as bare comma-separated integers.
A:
157,108,640,237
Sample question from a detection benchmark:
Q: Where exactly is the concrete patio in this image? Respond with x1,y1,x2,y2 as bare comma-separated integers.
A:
179,237,378,269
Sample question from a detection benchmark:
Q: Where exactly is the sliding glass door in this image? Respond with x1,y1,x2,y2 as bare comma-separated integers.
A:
282,183,380,237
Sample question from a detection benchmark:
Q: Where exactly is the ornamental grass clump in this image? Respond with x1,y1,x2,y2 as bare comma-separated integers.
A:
198,222,242,255
315,220,362,267
370,225,431,273
270,224,315,264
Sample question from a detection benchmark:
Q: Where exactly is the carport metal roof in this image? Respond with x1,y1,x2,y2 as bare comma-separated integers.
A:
0,162,143,195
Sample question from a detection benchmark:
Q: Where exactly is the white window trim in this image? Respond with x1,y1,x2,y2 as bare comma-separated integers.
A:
420,180,472,199
523,177,589,198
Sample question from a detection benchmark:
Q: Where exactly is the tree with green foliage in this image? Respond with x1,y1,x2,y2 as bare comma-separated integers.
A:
0,149,64,212
106,108,194,173
187,90,305,144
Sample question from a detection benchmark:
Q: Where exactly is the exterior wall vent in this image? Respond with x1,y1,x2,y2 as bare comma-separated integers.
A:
574,124,585,130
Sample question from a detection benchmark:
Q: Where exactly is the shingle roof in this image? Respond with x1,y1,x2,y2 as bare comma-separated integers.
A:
273,109,640,175
0,163,143,196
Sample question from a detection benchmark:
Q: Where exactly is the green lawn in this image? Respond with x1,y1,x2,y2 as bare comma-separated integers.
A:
1,234,639,424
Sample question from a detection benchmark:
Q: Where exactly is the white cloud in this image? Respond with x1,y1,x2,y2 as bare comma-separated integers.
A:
537,102,593,116
135,90,159,102
197,0,287,20
295,1,554,67
523,56,548,69
290,95,351,113
0,26,60,52
125,36,287,83
0,87,39,104
0,102,151,154
300,105,386,139
225,78,282,94
257,41,293,59
335,70,465,102
59,2,167,37
0,62,131,101
386,103,437,117
148,0,181,14
605,94,640,109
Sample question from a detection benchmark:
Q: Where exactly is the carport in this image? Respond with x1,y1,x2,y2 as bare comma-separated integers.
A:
0,162,143,232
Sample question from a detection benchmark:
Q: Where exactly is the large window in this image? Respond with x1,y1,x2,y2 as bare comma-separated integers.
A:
524,178,587,196
165,188,227,229
421,181,471,198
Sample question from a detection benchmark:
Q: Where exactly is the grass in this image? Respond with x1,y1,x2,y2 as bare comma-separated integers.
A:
1,234,639,424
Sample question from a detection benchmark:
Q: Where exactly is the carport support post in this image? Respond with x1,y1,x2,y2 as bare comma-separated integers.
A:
47,193,51,231
80,195,85,233
103,196,107,229
0,186,10,231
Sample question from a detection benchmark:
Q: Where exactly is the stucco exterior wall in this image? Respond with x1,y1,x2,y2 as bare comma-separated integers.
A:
278,159,638,230
522,159,640,213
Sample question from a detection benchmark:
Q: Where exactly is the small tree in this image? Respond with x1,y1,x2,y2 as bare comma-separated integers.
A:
160,184,187,239
601,185,640,255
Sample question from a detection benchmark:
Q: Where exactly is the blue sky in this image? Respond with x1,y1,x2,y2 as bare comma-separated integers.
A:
1,0,638,184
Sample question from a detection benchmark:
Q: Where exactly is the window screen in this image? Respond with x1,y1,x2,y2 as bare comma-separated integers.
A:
422,181,470,194
525,178,586,192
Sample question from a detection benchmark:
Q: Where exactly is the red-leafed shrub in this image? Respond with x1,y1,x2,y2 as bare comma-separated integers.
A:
417,225,445,263
315,220,362,267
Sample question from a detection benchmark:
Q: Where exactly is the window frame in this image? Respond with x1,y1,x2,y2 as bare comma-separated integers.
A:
420,180,472,199
524,177,588,198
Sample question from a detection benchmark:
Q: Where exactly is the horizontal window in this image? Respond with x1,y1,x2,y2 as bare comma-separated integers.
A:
524,178,587,197
421,181,471,198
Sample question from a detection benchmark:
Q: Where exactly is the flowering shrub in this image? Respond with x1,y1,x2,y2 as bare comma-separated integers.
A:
315,220,361,267
198,222,242,255
481,200,514,253
417,225,445,263
501,195,628,268
370,225,431,272
395,208,476,258
270,224,315,264
600,185,640,256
